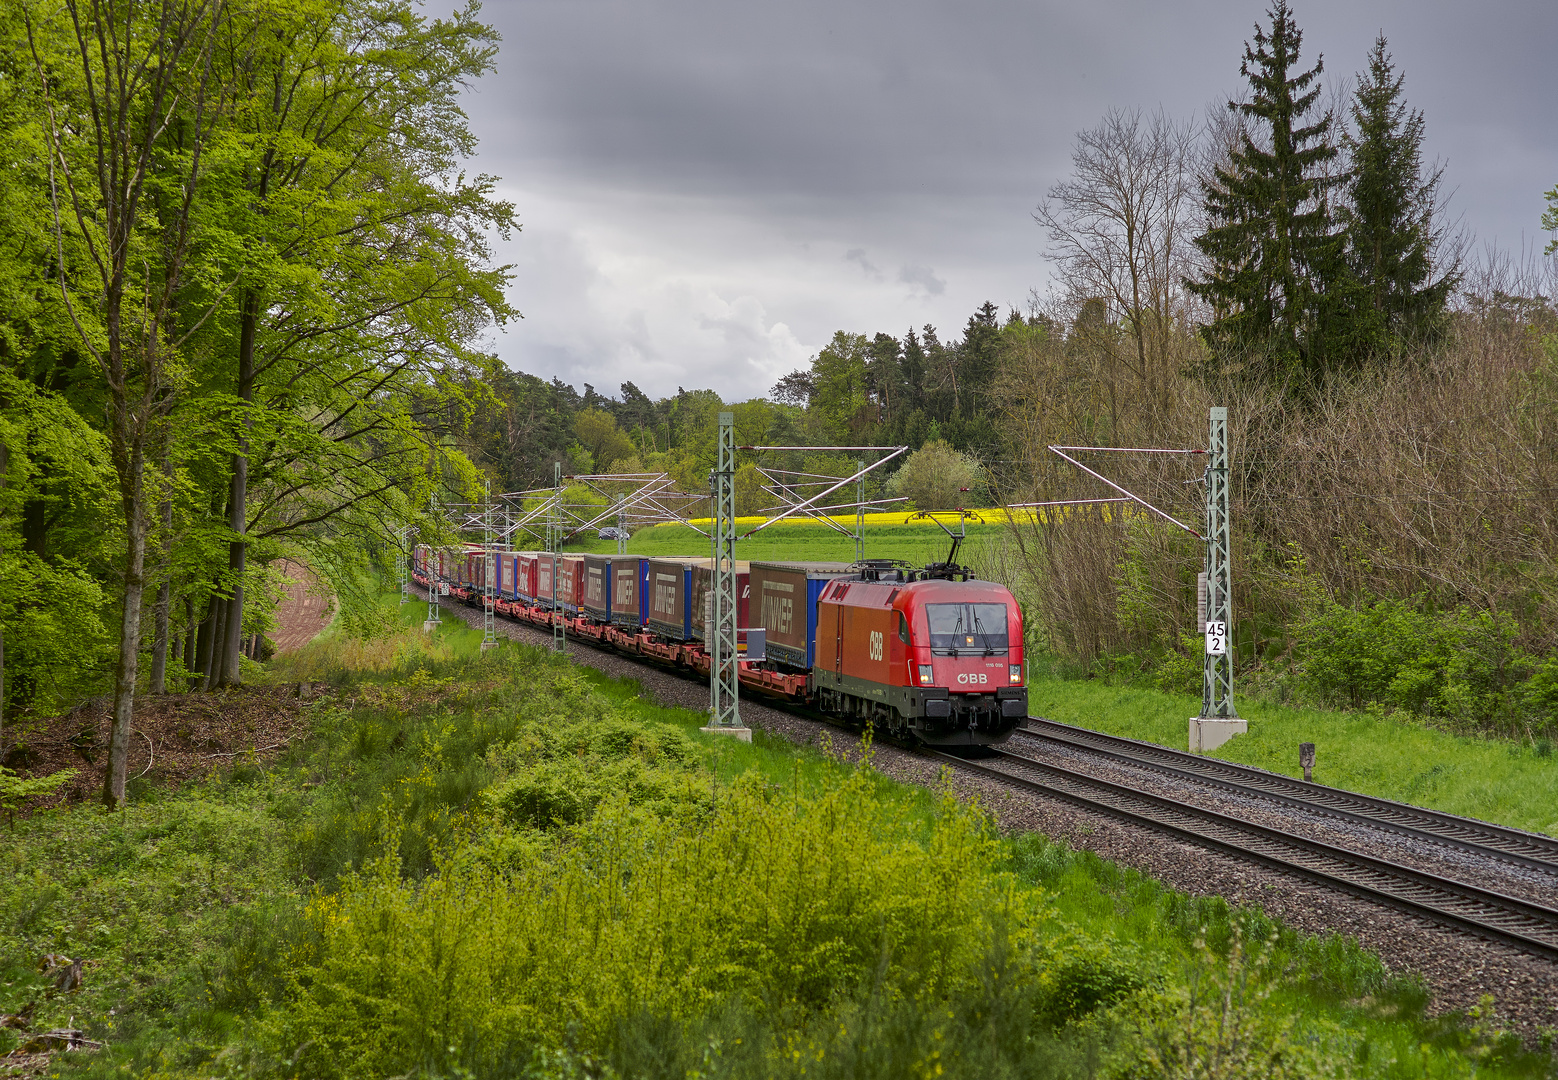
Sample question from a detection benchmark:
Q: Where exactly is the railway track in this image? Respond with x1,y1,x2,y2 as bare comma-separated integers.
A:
1014,718,1558,873
935,746,1558,963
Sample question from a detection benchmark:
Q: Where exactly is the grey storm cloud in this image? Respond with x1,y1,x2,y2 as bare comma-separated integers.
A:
845,248,883,281
463,0,1558,399
898,264,947,297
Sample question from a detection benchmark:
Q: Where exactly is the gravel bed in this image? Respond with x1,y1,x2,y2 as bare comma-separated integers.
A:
417,589,1558,1043
1005,731,1558,907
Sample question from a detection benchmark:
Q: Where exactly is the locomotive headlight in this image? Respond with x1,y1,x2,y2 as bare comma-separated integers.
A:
1009,664,1023,684
917,664,933,685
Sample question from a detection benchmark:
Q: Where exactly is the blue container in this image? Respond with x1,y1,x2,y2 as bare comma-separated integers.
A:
612,557,651,629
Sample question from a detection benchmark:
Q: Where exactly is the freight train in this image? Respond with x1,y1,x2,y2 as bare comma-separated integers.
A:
412,543,1027,747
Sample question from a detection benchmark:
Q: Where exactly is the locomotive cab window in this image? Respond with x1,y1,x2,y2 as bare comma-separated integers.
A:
924,603,1008,655
897,611,909,643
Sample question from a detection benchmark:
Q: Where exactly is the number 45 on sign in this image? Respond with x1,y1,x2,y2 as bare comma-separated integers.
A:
1205,621,1228,656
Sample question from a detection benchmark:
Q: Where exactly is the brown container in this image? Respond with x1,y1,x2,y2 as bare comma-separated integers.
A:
690,561,751,641
646,557,710,640
612,557,650,628
749,562,857,669
583,553,643,621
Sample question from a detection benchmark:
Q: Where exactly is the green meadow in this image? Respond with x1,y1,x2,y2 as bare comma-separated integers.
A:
564,511,1010,566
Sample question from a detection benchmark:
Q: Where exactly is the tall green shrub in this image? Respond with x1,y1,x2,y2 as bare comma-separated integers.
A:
274,770,1131,1078
1297,599,1536,733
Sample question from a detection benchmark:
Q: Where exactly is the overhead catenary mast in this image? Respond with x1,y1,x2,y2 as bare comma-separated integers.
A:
1012,407,1239,752
704,412,747,738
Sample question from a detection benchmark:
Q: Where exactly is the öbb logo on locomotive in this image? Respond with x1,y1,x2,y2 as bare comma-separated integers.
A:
417,549,1028,748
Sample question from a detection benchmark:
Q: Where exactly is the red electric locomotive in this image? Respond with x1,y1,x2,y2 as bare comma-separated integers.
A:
809,561,1026,746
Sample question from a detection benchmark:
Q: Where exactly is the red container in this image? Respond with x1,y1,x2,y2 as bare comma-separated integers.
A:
514,552,541,602
539,551,582,601
557,555,584,612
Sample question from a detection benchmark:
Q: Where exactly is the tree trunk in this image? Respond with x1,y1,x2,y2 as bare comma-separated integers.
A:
104,504,149,808
210,595,229,689
219,289,260,686
149,436,174,692
150,579,171,693
183,596,197,680
196,596,217,691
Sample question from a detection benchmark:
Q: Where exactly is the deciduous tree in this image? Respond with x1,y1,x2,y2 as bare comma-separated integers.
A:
1035,108,1198,428
26,0,245,807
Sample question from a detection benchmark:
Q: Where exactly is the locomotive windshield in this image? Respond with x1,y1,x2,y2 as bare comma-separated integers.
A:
924,603,1009,654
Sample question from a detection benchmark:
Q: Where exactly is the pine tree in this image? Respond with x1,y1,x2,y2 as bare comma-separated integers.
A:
1189,1,1340,386
957,301,1003,416
1340,35,1455,352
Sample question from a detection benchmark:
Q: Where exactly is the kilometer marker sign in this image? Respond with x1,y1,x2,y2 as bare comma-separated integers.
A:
1205,620,1228,656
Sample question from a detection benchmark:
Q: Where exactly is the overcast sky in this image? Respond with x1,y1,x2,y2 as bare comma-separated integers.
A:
459,0,1558,402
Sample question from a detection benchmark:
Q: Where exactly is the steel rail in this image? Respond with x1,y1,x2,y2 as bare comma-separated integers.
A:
932,749,1558,962
1016,718,1558,872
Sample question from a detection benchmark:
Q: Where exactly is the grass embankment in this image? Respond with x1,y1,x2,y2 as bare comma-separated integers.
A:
0,593,1549,1077
1028,673,1558,837
566,512,1009,565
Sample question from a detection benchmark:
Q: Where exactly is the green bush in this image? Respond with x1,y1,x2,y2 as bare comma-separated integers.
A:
1153,634,1205,695
1296,599,1540,735
272,769,1130,1079
484,754,708,828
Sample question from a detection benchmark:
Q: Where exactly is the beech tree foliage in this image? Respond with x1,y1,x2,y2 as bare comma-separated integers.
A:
0,0,508,806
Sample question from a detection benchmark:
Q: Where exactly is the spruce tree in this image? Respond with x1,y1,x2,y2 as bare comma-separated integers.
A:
1340,35,1455,353
1189,1,1340,386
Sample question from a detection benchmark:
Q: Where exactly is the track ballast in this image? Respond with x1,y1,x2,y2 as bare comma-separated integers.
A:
937,746,1558,963
1016,718,1558,872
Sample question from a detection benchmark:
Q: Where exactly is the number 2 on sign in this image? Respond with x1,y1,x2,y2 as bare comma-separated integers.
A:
1205,621,1228,656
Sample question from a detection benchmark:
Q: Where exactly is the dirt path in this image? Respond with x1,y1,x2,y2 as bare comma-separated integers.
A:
270,559,333,654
